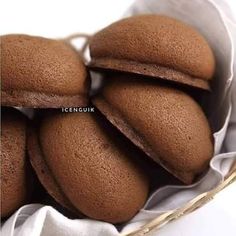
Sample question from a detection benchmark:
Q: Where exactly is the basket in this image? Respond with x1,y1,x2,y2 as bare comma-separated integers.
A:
121,165,236,236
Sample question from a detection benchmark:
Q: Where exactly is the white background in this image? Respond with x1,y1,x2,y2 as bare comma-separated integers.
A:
0,0,134,37
1,0,236,37
1,0,236,235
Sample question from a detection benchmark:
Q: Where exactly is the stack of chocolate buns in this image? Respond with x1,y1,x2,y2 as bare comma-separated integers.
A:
1,14,215,223
89,15,215,184
1,34,148,223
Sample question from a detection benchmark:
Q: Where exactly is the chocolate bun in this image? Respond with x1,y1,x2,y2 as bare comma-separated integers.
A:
89,15,215,90
1,34,90,108
28,111,149,223
93,76,214,184
1,108,32,218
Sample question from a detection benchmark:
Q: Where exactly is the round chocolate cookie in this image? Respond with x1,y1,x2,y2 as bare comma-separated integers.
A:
89,15,215,90
93,75,214,184
1,108,32,218
1,34,90,108
28,111,149,223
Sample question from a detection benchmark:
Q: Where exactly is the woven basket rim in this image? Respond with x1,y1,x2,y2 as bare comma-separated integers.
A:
121,165,236,236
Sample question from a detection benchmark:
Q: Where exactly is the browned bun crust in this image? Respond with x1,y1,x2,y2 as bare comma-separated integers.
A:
27,126,77,213
89,15,215,90
93,75,214,184
28,111,149,223
1,34,90,108
1,108,32,218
